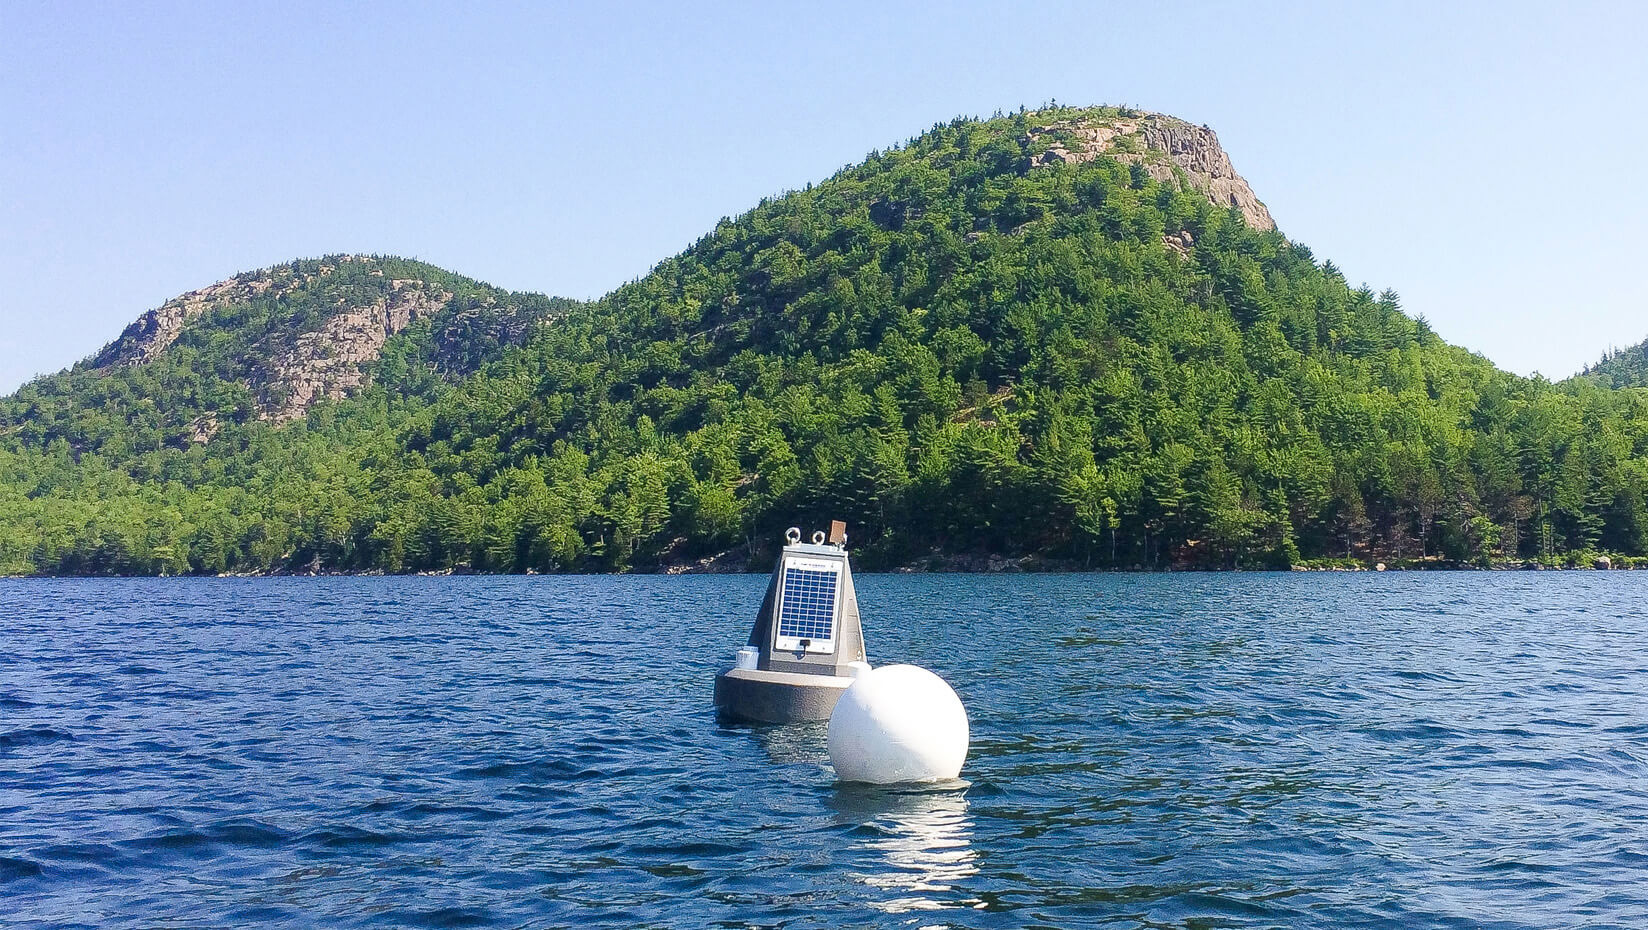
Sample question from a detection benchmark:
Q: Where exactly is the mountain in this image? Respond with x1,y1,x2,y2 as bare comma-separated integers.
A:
1576,337,1648,389
3,105,1646,576
12,255,578,449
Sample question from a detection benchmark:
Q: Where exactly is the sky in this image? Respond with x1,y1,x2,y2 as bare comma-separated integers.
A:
2,1,1645,393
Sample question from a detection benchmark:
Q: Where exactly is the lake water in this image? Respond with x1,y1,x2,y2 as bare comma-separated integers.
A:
2,573,1646,928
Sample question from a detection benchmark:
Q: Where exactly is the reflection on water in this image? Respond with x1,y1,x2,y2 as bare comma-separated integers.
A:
743,720,832,766
830,784,979,914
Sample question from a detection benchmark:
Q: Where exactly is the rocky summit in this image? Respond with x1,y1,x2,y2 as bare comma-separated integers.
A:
1025,111,1275,232
87,255,572,424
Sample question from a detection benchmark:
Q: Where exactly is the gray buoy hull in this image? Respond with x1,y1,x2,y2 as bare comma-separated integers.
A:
714,668,854,724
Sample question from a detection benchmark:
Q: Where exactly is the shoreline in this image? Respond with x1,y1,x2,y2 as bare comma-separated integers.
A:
1,558,1640,581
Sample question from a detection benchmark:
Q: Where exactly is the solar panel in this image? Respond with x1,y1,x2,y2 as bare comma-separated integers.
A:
775,557,840,653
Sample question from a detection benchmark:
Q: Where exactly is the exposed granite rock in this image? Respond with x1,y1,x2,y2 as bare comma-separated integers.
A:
90,257,382,368
430,299,552,372
1162,229,1197,258
187,414,219,445
86,255,512,425
94,274,283,367
1026,112,1276,232
258,279,452,422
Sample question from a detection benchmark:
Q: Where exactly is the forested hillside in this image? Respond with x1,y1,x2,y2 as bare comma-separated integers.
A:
1577,337,1648,390
3,107,1646,575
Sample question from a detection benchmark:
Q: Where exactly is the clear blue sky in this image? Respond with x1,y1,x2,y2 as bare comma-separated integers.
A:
3,1,1645,394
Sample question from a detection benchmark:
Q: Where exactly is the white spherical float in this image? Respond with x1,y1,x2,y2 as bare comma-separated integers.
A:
828,663,969,783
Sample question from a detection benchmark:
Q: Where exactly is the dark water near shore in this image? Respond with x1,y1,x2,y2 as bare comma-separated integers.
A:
2,574,1646,928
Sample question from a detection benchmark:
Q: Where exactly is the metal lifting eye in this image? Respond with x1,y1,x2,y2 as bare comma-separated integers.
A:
785,527,802,545
812,530,826,545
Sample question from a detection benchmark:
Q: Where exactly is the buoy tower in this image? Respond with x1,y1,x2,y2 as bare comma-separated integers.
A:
714,522,868,724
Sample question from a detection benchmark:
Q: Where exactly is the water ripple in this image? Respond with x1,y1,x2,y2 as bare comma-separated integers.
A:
1,573,1646,927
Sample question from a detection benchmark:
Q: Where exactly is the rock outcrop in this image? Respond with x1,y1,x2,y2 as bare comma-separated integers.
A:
93,273,289,368
85,255,550,427
92,256,386,370
258,279,451,422
1026,111,1275,232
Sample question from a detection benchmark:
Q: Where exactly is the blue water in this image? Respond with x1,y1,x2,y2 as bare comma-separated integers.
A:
2,574,1646,928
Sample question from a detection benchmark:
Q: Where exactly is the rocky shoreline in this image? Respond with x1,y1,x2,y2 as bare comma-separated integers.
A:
3,551,1638,579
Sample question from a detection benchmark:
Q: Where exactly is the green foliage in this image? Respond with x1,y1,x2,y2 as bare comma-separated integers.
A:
3,111,1647,575
1577,336,1648,389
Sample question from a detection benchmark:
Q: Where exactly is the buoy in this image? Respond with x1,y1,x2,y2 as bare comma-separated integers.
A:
828,664,969,784
714,523,868,724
